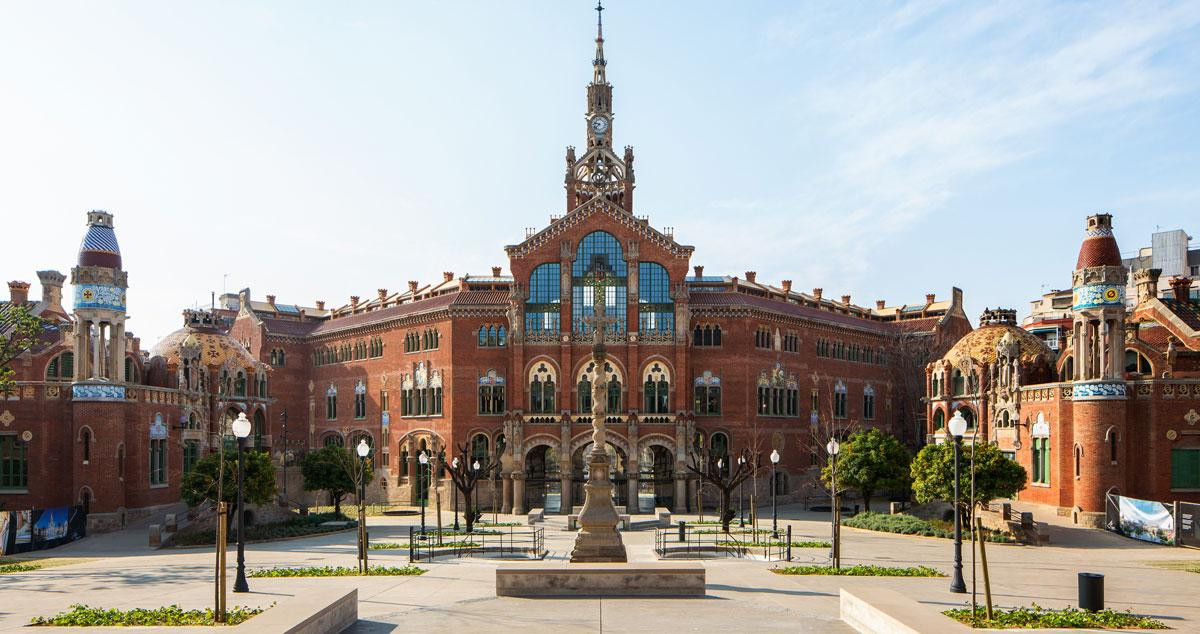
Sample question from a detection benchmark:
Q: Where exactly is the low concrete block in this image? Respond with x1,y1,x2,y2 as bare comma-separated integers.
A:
148,524,162,548
567,514,579,531
839,587,968,633
496,562,705,597
527,508,544,525
164,513,177,532
618,514,631,530
656,508,671,527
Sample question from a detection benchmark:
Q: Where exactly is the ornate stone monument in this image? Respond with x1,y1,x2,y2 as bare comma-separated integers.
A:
570,269,628,563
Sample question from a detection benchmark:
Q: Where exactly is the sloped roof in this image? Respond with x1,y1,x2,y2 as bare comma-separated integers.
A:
689,292,888,334
942,323,1052,367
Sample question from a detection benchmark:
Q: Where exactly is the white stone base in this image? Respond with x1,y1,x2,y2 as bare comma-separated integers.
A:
496,562,705,597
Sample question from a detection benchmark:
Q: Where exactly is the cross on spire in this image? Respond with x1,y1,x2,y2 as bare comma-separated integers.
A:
593,0,607,83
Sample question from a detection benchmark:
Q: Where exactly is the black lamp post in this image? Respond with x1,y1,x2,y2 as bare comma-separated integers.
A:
451,457,461,531
231,412,251,593
418,451,429,533
826,438,841,569
769,449,780,538
279,410,288,506
355,439,370,573
949,410,968,594
737,455,746,527
472,459,481,529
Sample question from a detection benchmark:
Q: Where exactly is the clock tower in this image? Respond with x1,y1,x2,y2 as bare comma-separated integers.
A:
566,1,635,212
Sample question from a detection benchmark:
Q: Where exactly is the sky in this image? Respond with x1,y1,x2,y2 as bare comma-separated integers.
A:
2,1,1198,346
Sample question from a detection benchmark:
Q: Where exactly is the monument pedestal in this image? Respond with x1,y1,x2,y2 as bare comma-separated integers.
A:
496,563,705,597
570,451,627,562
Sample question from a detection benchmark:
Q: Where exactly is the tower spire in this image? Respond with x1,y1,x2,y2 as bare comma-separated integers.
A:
593,1,606,84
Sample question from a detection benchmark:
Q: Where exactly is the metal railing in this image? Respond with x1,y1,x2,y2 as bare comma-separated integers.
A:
654,522,795,561
407,525,545,561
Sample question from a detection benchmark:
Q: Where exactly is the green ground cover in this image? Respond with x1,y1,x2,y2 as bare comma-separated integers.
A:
248,565,425,577
772,564,944,577
943,605,1167,629
30,604,263,626
843,511,1015,543
0,562,40,573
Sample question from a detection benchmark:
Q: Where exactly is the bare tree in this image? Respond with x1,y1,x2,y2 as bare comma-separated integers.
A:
886,327,957,448
446,442,500,533
685,446,755,533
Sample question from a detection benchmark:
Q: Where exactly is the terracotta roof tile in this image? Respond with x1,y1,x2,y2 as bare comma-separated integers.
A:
689,292,888,333
1161,298,1200,331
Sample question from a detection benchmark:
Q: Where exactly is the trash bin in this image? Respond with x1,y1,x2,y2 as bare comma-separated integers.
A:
678,520,686,542
1078,572,1104,611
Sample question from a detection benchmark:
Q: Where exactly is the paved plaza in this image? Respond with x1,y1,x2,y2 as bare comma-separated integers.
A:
2,503,1199,632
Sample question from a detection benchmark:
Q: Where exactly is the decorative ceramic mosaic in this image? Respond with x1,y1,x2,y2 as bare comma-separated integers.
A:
149,413,167,439
1071,381,1127,401
1072,283,1124,310
74,283,126,312
72,383,126,400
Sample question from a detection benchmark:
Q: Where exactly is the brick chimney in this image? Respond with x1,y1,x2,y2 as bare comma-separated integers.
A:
925,293,936,304
491,266,502,277
781,280,792,293
7,281,30,305
1133,269,1161,303
693,265,704,278
841,294,852,305
745,271,757,283
731,276,739,286
350,295,360,310
876,300,886,310
378,288,388,301
35,270,65,314
408,281,419,294
1169,276,1192,301
813,288,823,301
315,300,325,310
266,294,276,306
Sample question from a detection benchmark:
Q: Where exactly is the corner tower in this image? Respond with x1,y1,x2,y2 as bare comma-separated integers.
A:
71,210,129,385
1069,213,1127,525
565,1,635,212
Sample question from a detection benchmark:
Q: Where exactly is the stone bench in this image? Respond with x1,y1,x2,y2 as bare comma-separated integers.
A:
496,562,705,597
527,508,544,525
656,507,671,527
840,587,968,633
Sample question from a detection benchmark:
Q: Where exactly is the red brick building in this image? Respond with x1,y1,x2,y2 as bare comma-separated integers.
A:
927,213,1200,526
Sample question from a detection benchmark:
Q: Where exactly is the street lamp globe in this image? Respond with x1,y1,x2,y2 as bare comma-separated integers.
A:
770,449,780,464
356,439,370,458
452,457,460,469
231,413,251,439
948,410,968,438
826,439,840,456
716,458,723,469
472,460,481,471
418,451,429,465
737,456,745,465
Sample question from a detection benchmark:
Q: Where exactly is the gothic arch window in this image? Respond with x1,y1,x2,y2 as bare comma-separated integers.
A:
571,231,627,334
1106,427,1119,464
478,370,506,415
326,384,338,420
45,351,74,381
952,369,965,395
80,427,92,464
931,373,942,397
694,371,721,416
471,433,489,464
1124,349,1152,375
710,432,730,476
1061,356,1074,382
757,363,800,417
234,370,247,397
1074,444,1083,478
527,263,562,333
933,408,945,430
354,380,367,419
833,380,848,419
638,262,673,333
643,362,671,414
323,433,344,447
253,409,266,446
529,362,557,414
576,358,622,413
124,356,138,383
862,384,876,420
693,324,721,346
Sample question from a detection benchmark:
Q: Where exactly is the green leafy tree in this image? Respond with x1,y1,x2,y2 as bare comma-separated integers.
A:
910,441,1026,513
181,450,277,529
0,303,47,395
300,445,374,515
822,428,910,511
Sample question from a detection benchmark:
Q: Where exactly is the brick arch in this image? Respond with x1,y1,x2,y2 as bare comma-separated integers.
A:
569,430,630,456
636,433,676,457
77,424,95,443
572,355,626,383
524,355,562,382
77,485,95,510
638,355,674,381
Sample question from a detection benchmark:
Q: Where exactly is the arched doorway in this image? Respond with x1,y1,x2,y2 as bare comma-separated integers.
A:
571,442,627,509
415,438,431,504
525,445,561,512
637,444,674,512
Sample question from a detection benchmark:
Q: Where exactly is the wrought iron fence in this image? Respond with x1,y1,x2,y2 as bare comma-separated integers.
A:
407,525,545,561
654,522,796,561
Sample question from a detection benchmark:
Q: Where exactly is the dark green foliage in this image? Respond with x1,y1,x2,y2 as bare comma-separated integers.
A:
943,604,1167,629
29,604,263,626
0,303,46,396
248,565,425,577
910,441,1027,510
172,512,353,546
300,446,374,515
772,564,944,577
0,562,40,573
180,450,277,509
843,511,1015,543
822,428,911,510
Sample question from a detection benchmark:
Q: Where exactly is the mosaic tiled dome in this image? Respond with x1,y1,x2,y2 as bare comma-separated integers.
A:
151,315,259,369
1076,213,1122,270
78,210,122,269
942,323,1053,368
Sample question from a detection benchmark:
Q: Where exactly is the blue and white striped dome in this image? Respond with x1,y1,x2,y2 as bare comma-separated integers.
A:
78,210,121,269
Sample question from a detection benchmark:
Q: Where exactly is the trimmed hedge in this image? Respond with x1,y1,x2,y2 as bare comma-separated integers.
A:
173,512,355,546
0,562,40,573
943,605,1167,629
772,564,944,577
843,511,1015,543
720,540,831,548
248,565,425,577
30,604,263,626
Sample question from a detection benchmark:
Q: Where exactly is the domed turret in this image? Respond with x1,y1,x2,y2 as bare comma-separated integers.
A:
78,210,122,269
1075,213,1121,270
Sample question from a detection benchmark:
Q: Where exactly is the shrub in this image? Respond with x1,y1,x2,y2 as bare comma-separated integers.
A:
843,511,1015,543
248,565,425,577
30,604,263,626
772,564,944,577
719,540,831,548
943,604,1167,629
172,512,354,546
0,563,40,573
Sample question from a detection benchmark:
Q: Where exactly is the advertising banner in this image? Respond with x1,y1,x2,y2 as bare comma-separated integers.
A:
0,512,10,556
1108,494,1175,545
1,506,87,555
1179,502,1200,549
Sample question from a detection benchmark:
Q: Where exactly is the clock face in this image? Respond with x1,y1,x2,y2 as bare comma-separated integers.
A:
590,116,609,134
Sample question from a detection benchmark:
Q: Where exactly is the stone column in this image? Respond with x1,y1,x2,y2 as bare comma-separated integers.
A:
511,472,526,515
673,474,688,514
110,321,125,383
560,470,572,515
406,453,417,504
92,321,103,379
501,470,513,514
626,456,639,513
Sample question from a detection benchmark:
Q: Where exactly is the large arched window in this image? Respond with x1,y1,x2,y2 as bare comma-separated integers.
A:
694,371,721,416
529,363,557,414
638,262,673,333
1124,349,1152,375
45,352,74,381
526,263,561,333
576,359,622,414
471,433,489,465
643,362,670,414
572,232,627,334
710,432,730,476
933,409,945,430
952,369,965,395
